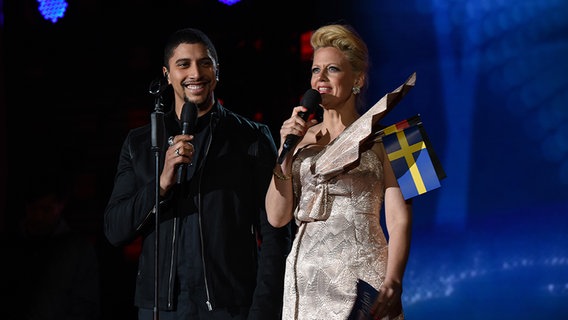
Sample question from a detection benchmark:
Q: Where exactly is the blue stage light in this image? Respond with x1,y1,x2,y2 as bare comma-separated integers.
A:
218,0,240,6
37,0,67,23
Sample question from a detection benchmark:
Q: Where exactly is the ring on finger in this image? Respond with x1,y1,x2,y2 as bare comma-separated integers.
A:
168,136,175,146
175,148,180,156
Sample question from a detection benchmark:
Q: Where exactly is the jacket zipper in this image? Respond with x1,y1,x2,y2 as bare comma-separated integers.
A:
197,111,216,311
167,216,177,308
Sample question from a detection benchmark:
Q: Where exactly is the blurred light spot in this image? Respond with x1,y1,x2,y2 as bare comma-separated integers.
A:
37,0,67,23
218,0,240,5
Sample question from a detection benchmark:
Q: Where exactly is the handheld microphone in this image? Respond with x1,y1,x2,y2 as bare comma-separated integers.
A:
176,101,198,184
277,88,321,164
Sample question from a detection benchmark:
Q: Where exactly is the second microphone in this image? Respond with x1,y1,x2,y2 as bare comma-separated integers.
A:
277,89,322,164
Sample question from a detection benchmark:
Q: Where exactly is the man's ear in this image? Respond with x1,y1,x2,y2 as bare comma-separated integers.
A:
163,67,169,82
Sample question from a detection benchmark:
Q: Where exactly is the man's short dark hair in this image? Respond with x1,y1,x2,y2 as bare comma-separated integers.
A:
163,27,219,68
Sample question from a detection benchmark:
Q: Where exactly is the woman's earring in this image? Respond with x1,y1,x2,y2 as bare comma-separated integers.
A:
352,86,361,95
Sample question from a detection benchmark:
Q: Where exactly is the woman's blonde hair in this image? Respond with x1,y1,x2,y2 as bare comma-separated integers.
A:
310,24,370,109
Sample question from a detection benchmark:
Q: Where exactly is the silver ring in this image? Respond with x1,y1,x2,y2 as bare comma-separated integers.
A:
175,148,180,156
168,136,175,146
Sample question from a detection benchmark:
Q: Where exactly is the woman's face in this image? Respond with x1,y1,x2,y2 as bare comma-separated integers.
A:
310,46,359,109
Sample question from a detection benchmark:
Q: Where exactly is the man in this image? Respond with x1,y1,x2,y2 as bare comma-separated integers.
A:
104,28,291,319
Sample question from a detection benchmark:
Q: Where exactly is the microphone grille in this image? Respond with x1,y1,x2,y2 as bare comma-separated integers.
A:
181,102,198,126
300,89,322,114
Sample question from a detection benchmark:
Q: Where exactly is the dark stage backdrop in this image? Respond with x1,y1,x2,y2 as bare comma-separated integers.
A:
1,0,567,319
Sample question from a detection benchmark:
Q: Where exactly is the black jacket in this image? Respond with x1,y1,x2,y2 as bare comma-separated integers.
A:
104,101,290,319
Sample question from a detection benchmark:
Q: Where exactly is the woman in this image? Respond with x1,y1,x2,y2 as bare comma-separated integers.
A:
266,24,412,320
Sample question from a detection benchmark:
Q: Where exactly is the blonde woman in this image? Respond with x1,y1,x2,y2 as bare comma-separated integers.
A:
266,24,412,320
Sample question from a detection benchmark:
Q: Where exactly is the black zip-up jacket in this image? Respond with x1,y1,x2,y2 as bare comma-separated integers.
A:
104,101,291,319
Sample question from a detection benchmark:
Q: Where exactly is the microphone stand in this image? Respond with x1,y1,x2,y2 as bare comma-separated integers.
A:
149,77,167,320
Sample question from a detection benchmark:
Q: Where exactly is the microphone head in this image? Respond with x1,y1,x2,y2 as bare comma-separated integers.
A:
300,89,322,115
180,102,198,134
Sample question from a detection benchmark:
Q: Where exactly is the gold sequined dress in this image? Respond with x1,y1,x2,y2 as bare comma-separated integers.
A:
281,74,415,320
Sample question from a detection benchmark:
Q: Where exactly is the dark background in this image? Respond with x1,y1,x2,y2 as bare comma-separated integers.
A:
1,0,567,319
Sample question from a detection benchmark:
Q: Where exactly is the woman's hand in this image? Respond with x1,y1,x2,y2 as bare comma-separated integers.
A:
278,106,318,163
370,279,403,320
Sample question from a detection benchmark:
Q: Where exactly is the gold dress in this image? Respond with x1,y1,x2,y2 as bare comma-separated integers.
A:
282,143,393,320
281,73,415,320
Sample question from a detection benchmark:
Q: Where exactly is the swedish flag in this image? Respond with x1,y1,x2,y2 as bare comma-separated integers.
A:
379,115,445,200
